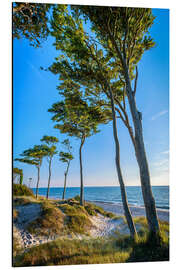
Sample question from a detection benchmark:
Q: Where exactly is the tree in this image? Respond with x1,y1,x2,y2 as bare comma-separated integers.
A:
15,145,48,198
48,92,109,206
13,167,23,185
12,2,52,47
48,5,137,236
40,136,59,199
59,139,74,200
74,6,160,234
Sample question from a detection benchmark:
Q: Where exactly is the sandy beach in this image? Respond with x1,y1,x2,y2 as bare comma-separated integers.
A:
90,201,169,222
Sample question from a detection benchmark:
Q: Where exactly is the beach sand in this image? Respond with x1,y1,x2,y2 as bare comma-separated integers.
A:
90,201,169,222
13,199,169,250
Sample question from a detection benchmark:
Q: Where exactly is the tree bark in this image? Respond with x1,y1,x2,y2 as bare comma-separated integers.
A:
46,158,52,199
36,166,40,199
123,68,160,233
79,137,85,206
62,161,70,200
108,86,137,237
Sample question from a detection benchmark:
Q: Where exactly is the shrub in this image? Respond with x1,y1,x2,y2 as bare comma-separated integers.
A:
74,195,80,202
27,202,64,236
66,213,92,234
13,184,34,197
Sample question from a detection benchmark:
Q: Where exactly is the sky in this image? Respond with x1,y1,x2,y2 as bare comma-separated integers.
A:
13,7,169,188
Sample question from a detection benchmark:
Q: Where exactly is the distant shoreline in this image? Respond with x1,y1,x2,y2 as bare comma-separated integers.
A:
32,185,169,189
90,201,169,222
37,195,169,222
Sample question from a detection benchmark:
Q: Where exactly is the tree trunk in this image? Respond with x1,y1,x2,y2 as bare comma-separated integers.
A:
109,86,137,237
19,174,23,185
124,69,159,233
46,158,52,199
62,161,70,200
36,166,40,199
79,137,85,206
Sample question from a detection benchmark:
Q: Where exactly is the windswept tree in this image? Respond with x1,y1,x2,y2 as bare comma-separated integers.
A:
15,145,48,198
59,139,74,200
12,2,52,47
76,6,160,234
49,5,159,235
40,136,59,199
49,5,137,236
13,167,23,185
49,92,109,206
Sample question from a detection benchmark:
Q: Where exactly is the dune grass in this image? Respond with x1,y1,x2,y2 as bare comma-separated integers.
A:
13,194,169,266
13,184,34,197
14,229,169,267
27,201,64,237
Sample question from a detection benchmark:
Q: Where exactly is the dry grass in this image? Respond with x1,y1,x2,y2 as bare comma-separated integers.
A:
27,201,64,237
13,184,34,197
14,229,169,267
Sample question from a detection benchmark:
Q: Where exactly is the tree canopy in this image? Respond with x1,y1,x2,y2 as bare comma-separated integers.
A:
13,2,51,47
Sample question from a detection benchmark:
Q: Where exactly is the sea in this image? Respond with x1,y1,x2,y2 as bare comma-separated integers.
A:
31,186,169,211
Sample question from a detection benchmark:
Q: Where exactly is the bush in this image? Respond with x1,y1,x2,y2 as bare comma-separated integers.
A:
66,213,92,234
74,195,80,202
27,202,64,236
13,184,34,197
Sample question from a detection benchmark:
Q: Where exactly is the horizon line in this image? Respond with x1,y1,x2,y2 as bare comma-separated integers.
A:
30,185,169,188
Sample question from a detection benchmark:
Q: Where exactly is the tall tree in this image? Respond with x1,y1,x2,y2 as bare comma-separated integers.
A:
13,167,23,185
15,145,48,198
48,5,137,236
40,136,59,199
76,6,159,234
12,2,52,47
48,92,109,206
59,139,74,200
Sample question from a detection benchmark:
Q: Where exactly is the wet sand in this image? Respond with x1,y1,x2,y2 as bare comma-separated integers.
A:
90,201,169,222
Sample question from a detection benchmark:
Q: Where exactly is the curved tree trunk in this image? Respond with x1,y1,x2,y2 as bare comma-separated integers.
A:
46,158,52,199
109,86,137,237
62,161,70,200
124,69,159,234
79,137,85,206
36,166,40,199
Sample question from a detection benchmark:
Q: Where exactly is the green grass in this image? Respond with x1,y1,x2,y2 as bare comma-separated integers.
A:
14,230,169,267
66,213,92,234
84,202,116,218
13,184,34,197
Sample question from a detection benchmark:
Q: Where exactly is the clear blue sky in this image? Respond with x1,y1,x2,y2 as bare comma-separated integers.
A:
13,8,169,188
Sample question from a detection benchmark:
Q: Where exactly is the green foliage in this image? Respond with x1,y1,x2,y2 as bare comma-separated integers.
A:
127,231,169,262
49,92,109,141
40,135,59,160
85,202,116,218
59,151,73,163
13,2,52,47
41,135,59,145
76,6,155,73
74,195,80,202
13,184,34,197
15,144,49,168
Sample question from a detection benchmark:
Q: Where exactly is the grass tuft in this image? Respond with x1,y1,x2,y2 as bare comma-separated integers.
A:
13,184,34,197
27,201,64,237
